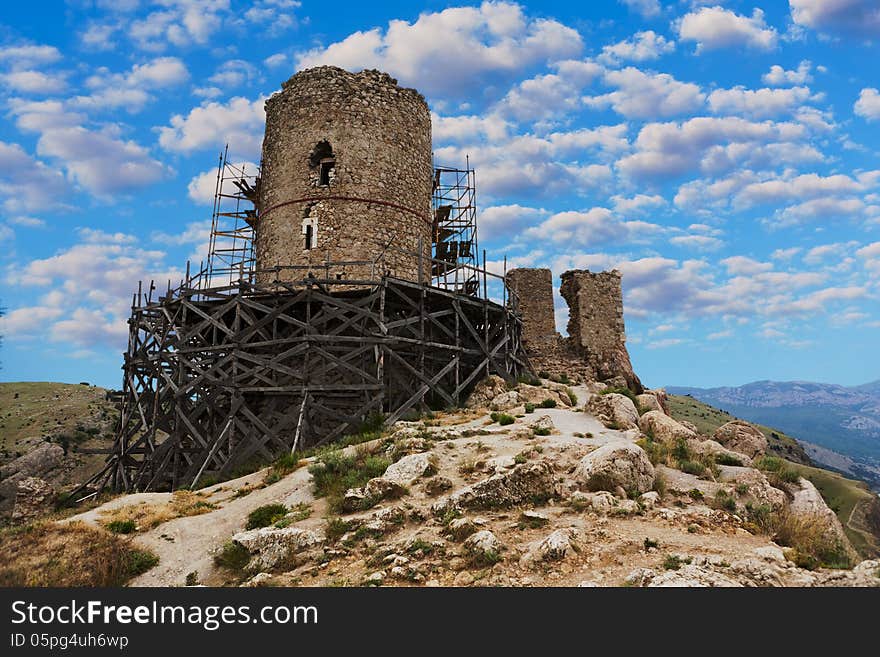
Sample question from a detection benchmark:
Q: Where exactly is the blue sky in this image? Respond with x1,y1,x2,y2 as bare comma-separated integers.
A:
0,0,878,390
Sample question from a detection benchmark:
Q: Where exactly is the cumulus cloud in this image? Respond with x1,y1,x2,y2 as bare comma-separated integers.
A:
708,85,813,118
618,117,807,180
478,204,548,241
157,96,266,158
187,161,259,204
677,6,778,52
295,2,583,98
0,141,70,213
494,60,602,122
854,88,880,121
610,193,667,215
525,207,664,246
0,44,62,68
585,67,705,119
72,56,189,113
0,70,68,94
790,0,880,37
618,0,661,18
763,60,813,86
599,31,675,65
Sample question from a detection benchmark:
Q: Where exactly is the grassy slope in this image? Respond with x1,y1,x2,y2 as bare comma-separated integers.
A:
667,393,880,558
666,394,811,465
0,382,118,487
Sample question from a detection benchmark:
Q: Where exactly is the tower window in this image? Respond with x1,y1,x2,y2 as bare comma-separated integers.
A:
319,158,334,186
309,141,335,187
302,204,318,250
304,223,314,250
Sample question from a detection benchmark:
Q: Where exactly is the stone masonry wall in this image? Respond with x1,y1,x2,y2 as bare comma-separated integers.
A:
560,269,642,392
507,267,642,392
255,66,433,284
505,268,557,346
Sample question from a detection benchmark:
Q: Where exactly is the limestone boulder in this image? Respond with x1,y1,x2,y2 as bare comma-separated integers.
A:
585,393,639,430
529,415,556,433
383,452,437,486
574,442,655,494
689,438,752,467
786,478,858,564
466,375,508,409
517,384,572,408
533,528,579,562
232,526,323,571
10,477,56,523
342,477,407,512
433,460,555,515
490,391,520,410
712,421,768,459
636,393,664,415
647,564,742,588
423,476,453,496
463,530,503,564
638,411,697,444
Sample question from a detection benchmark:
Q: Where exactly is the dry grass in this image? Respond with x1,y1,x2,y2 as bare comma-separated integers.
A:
0,522,158,586
756,509,854,570
99,490,215,531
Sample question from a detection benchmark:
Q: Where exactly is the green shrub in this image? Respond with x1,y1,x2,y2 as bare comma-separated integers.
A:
714,490,737,513
325,517,353,543
754,455,785,472
246,504,289,530
679,460,706,477
490,412,516,426
565,388,578,406
533,427,551,436
524,403,536,414
106,519,136,534
264,452,301,485
539,398,557,409
643,538,659,551
714,453,743,467
124,550,159,578
185,571,199,586
687,488,704,500
214,542,250,570
735,483,750,496
308,448,391,514
600,386,639,407
516,374,542,387
662,554,691,571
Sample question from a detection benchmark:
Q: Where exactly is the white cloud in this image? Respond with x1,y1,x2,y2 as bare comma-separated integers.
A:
669,234,724,251
790,0,880,37
677,6,778,52
854,88,880,121
776,197,865,226
610,193,666,215
803,241,858,264
599,31,675,65
763,60,813,86
479,204,548,241
157,96,266,158
525,207,664,246
0,70,68,94
585,66,705,119
208,59,260,88
187,161,259,204
708,85,813,118
0,44,61,68
619,0,661,18
494,60,602,122
0,141,70,213
618,117,807,180
721,255,774,275
72,57,189,113
8,216,46,228
295,2,583,98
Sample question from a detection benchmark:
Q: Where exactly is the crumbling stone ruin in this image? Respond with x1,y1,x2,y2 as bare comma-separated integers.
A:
256,67,433,283
507,267,642,393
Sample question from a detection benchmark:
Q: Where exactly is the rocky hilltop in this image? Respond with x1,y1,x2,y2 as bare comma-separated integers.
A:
669,380,880,490
9,376,878,588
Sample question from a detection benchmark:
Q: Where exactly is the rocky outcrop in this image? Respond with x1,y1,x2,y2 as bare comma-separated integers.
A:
689,438,752,466
463,530,503,564
232,526,323,570
786,478,859,564
433,460,556,514
382,452,437,486
713,421,768,458
342,477,407,512
638,411,697,443
11,477,56,523
585,393,639,430
466,376,508,409
574,442,655,494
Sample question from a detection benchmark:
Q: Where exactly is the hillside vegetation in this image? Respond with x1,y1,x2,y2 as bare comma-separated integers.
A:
0,382,118,509
667,394,880,557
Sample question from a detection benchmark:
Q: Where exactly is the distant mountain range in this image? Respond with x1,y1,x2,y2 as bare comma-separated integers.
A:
668,380,880,491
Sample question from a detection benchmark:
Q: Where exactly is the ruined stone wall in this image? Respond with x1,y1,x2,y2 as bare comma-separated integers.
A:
507,266,642,392
505,268,557,346
560,269,641,392
255,66,433,284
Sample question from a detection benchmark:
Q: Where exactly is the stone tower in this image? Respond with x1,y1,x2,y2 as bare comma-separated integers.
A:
255,66,433,283
505,268,558,347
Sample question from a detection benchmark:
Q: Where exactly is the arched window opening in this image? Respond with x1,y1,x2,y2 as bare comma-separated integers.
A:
309,141,335,187
302,204,318,250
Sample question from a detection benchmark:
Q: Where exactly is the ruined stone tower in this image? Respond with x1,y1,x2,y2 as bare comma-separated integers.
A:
255,66,433,283
507,267,642,392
